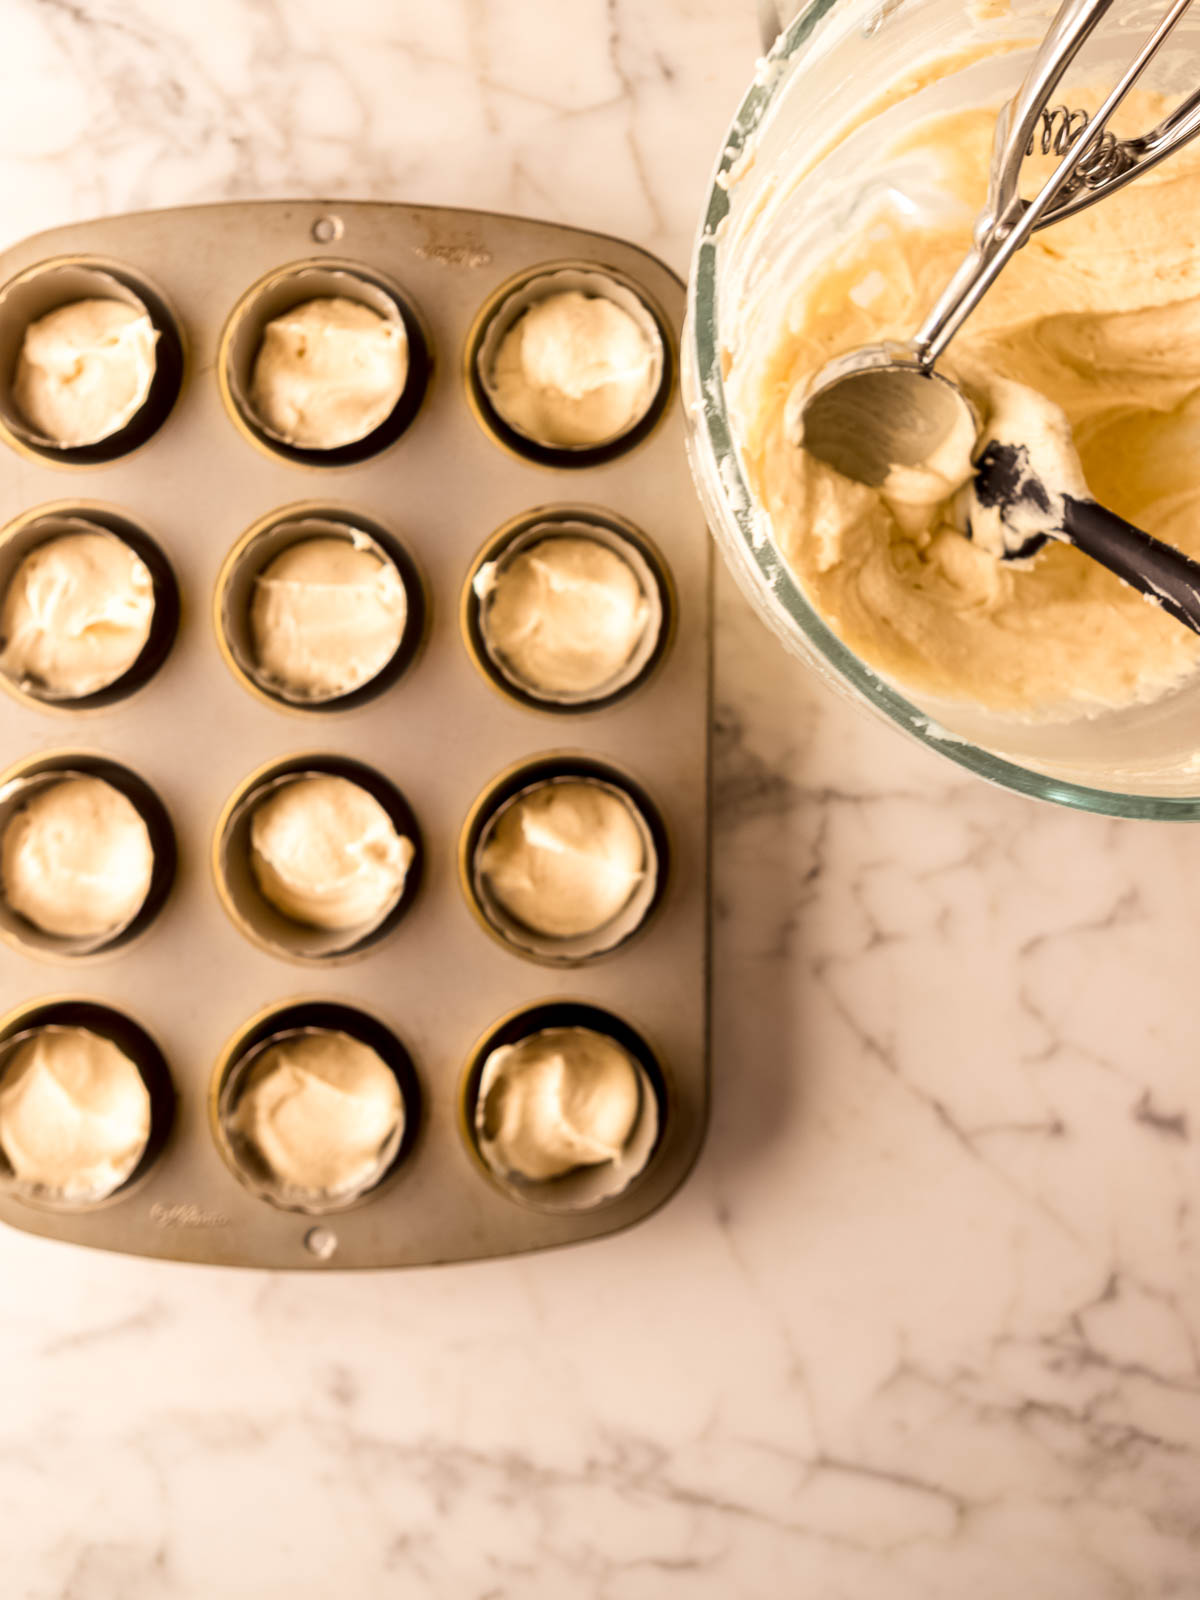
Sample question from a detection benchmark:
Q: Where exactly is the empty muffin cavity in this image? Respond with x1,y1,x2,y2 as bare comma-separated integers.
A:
462,1000,665,1212
220,260,431,465
469,265,670,464
465,509,670,709
217,508,424,709
0,259,184,462
0,507,178,707
0,755,175,959
213,1001,419,1214
0,998,174,1210
216,756,422,962
463,756,667,964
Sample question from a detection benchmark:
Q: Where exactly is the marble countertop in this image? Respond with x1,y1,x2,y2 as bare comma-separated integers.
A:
3,2,1199,1596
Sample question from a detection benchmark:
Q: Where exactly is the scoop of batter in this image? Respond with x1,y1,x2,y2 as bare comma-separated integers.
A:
249,297,408,450
0,531,154,697
0,1025,151,1201
740,94,1200,718
2,775,154,940
13,299,158,447
955,375,1094,560
489,290,656,448
248,773,413,932
250,536,407,700
478,779,646,940
477,1026,642,1182
230,1029,402,1203
477,534,651,698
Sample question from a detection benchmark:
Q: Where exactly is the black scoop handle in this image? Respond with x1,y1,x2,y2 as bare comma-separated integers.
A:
1062,497,1200,638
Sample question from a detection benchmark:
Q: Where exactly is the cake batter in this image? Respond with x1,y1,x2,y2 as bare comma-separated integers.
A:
740,95,1200,717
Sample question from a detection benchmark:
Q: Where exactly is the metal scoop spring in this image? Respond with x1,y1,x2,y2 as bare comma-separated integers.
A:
1030,105,1129,187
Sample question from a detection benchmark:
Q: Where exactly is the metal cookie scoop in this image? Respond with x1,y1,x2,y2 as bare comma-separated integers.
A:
796,0,1200,487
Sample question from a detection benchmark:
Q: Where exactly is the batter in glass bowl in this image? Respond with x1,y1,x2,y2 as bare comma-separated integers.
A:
738,93,1200,719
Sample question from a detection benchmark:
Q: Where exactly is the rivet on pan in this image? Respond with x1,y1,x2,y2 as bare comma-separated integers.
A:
311,215,344,244
304,1225,338,1259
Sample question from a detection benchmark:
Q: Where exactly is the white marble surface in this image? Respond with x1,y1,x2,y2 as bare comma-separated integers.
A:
2,2,1200,1596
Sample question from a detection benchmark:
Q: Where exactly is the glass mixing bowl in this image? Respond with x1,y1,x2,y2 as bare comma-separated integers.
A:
684,0,1200,817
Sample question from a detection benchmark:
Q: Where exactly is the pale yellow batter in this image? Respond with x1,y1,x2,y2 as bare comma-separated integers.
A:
743,96,1200,718
13,299,158,447
477,535,651,699
231,1029,402,1204
489,291,657,449
477,780,647,940
0,1026,151,1201
0,531,154,697
248,774,413,932
249,298,408,450
2,776,154,940
250,536,406,700
476,1027,643,1182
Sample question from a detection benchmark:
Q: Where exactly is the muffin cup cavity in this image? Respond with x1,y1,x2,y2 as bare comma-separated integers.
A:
464,507,672,711
217,506,425,711
212,1000,420,1216
0,258,184,463
461,1000,665,1213
220,260,431,466
215,755,423,963
0,754,176,960
468,263,671,466
461,754,668,965
0,505,179,709
0,998,174,1211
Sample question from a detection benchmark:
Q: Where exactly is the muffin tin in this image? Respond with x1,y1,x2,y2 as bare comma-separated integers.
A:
0,201,709,1268
471,265,668,462
0,506,179,707
463,507,670,710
